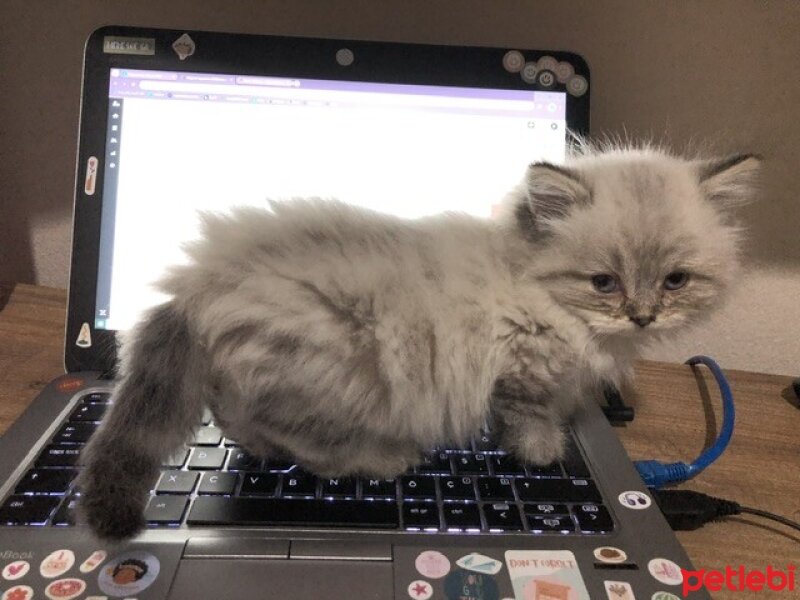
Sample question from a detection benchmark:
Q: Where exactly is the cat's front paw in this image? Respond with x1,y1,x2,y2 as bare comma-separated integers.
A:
502,423,566,466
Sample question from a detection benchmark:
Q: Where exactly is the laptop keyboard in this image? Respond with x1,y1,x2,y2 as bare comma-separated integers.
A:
0,391,614,534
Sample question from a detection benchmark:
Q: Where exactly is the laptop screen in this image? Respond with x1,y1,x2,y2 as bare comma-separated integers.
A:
95,68,568,331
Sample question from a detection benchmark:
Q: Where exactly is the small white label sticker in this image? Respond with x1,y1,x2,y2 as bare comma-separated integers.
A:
76,322,92,348
172,33,195,60
604,580,636,599
407,580,433,600
45,577,87,600
40,549,76,579
103,36,155,56
2,585,34,600
648,558,683,586
506,550,590,600
618,490,652,509
2,560,30,580
84,156,98,195
594,547,628,564
414,551,450,579
456,552,503,575
80,550,107,573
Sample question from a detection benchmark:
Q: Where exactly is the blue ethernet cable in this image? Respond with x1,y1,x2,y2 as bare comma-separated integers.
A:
634,355,735,489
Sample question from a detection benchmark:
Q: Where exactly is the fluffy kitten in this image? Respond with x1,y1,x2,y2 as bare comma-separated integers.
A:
78,145,760,540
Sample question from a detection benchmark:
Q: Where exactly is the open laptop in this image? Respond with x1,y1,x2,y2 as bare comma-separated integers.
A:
0,26,707,600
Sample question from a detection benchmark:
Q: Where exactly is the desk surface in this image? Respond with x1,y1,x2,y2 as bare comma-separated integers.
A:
1,283,798,595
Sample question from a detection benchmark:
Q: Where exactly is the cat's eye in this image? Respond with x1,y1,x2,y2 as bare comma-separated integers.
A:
591,274,619,293
664,271,689,290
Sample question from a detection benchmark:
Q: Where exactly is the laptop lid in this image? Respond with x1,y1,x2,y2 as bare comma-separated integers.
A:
65,26,589,373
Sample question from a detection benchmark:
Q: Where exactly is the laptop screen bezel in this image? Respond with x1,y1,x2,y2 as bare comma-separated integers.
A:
66,25,590,374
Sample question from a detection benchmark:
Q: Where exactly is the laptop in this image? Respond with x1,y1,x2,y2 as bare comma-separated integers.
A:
0,26,707,600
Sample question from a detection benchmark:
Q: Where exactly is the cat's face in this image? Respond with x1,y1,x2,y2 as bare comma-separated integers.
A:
514,150,760,340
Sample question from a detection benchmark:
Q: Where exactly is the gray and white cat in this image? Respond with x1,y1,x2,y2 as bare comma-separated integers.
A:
77,145,760,540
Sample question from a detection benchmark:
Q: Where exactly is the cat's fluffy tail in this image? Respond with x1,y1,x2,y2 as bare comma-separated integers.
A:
77,302,204,541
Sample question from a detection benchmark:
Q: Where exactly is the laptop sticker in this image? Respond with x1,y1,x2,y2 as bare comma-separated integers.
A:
650,593,680,600
456,553,504,575
618,490,652,510
172,34,195,61
505,550,590,600
593,547,628,564
98,551,160,597
84,156,98,195
76,323,92,348
2,559,30,580
407,580,433,600
502,51,525,72
102,36,155,56
40,549,75,578
604,581,635,600
56,376,84,393
1,585,34,600
444,569,499,600
647,559,683,586
80,550,107,573
45,577,87,600
415,550,451,579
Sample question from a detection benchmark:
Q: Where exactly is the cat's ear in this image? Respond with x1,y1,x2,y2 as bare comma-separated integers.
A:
524,162,590,224
698,154,762,206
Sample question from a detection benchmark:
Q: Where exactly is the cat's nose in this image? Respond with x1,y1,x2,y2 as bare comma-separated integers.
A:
630,315,655,328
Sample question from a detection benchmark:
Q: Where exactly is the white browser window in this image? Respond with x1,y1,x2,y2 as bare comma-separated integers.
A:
97,70,568,330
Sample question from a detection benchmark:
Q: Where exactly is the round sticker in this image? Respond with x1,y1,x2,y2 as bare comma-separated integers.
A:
536,55,559,72
444,569,499,600
502,51,525,72
567,74,589,97
40,549,76,578
98,551,160,597
593,546,628,564
45,577,87,600
2,560,30,580
1,586,34,600
537,70,556,88
415,550,451,579
521,62,538,83
555,61,575,83
408,580,433,600
648,558,683,586
618,490,652,510
80,550,107,574
652,592,681,600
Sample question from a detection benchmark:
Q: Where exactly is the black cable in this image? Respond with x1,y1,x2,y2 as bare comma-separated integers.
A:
652,489,800,535
737,506,800,533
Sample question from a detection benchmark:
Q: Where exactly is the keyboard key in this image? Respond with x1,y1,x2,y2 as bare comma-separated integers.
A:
201,408,214,425
361,478,396,499
442,503,481,530
416,452,452,474
81,392,111,404
401,476,437,499
515,478,599,502
482,502,523,531
527,513,575,533
223,438,241,447
193,427,223,446
188,497,399,528
155,470,199,494
145,495,189,524
491,455,526,475
53,422,97,443
320,477,357,497
574,504,613,532
0,495,60,525
188,448,227,470
562,440,591,477
440,476,475,499
281,472,318,497
52,496,78,525
163,448,189,469
525,462,563,477
477,477,515,500
36,444,84,468
15,469,76,494
198,472,238,495
227,450,262,471
566,479,601,503
452,454,489,474
240,472,280,496
472,432,499,453
525,502,569,515
402,502,440,530
69,403,107,422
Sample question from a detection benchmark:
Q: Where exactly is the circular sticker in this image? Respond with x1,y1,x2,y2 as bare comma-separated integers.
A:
618,490,652,510
536,55,559,72
555,61,575,83
1,585,34,600
45,577,87,600
567,74,589,97
537,70,556,88
80,550,107,574
40,549,76,578
652,592,681,600
502,50,525,72
2,560,30,581
335,48,354,66
648,558,683,586
408,580,433,600
444,569,499,600
593,546,628,564
98,551,160,597
415,550,451,579
521,62,538,83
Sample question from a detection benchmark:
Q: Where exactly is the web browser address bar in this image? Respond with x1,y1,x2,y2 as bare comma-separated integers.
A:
138,80,536,110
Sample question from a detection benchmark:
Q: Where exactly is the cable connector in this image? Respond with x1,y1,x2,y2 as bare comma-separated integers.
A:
633,460,690,489
652,489,740,530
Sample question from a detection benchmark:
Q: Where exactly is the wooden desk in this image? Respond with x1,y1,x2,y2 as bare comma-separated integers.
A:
1,283,798,595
